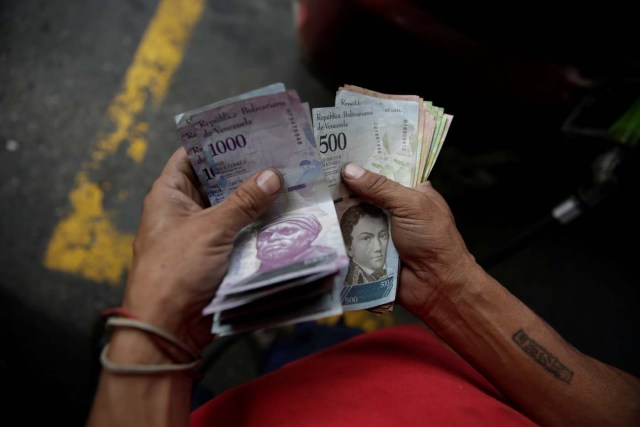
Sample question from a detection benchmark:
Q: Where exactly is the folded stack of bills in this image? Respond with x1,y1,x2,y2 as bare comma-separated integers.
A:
176,84,348,335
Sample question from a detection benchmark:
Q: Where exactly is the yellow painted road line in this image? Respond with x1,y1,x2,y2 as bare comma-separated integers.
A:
45,0,205,284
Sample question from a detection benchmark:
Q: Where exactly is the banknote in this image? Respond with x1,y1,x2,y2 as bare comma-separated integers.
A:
424,113,453,181
339,85,426,186
212,273,344,335
175,83,286,201
313,104,393,199
206,269,332,313
335,89,420,187
338,85,453,185
175,83,285,129
312,105,400,311
213,252,338,297
418,101,437,182
218,276,336,322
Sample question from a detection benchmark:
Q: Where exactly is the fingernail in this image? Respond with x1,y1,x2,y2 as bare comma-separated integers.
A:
256,169,282,195
343,163,365,179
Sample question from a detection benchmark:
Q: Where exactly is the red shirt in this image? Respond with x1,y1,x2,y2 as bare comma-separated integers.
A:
191,325,537,426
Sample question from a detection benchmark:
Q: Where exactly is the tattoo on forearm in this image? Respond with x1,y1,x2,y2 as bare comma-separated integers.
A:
512,329,574,384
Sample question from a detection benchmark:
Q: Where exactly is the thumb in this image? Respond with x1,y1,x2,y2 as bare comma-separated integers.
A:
212,169,283,234
341,163,412,212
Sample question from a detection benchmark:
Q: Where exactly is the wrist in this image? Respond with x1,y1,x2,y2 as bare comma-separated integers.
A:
108,328,175,366
89,327,194,427
99,313,202,378
419,259,493,330
102,333,201,378
415,253,486,322
102,310,201,364
122,266,196,351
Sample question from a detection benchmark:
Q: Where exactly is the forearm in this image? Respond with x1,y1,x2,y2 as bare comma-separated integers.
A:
87,330,193,427
421,263,640,426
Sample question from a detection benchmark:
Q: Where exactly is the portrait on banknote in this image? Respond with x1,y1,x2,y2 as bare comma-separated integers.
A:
340,203,390,286
256,214,334,273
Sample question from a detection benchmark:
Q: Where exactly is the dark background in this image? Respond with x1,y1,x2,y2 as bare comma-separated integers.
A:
1,0,638,424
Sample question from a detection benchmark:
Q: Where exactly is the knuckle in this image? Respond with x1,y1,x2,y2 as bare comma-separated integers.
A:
156,174,182,191
397,191,429,217
146,179,169,201
409,192,428,209
228,185,263,221
163,175,182,189
170,174,192,190
132,235,141,255
365,174,392,195
142,191,156,211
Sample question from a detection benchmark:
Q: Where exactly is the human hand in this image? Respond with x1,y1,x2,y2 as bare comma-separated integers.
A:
122,148,282,353
341,163,477,318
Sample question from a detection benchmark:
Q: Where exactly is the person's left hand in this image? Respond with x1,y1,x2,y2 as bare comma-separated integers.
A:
122,148,283,353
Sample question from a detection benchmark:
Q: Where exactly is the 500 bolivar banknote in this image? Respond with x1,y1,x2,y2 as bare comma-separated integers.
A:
313,104,400,311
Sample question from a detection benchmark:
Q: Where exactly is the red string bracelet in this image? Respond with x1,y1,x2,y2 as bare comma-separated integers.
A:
101,307,138,321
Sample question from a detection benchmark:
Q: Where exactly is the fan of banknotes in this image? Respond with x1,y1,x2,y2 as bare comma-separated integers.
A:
175,83,452,335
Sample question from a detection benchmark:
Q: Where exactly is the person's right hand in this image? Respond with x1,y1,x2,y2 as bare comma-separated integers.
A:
341,163,478,319
122,148,283,354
